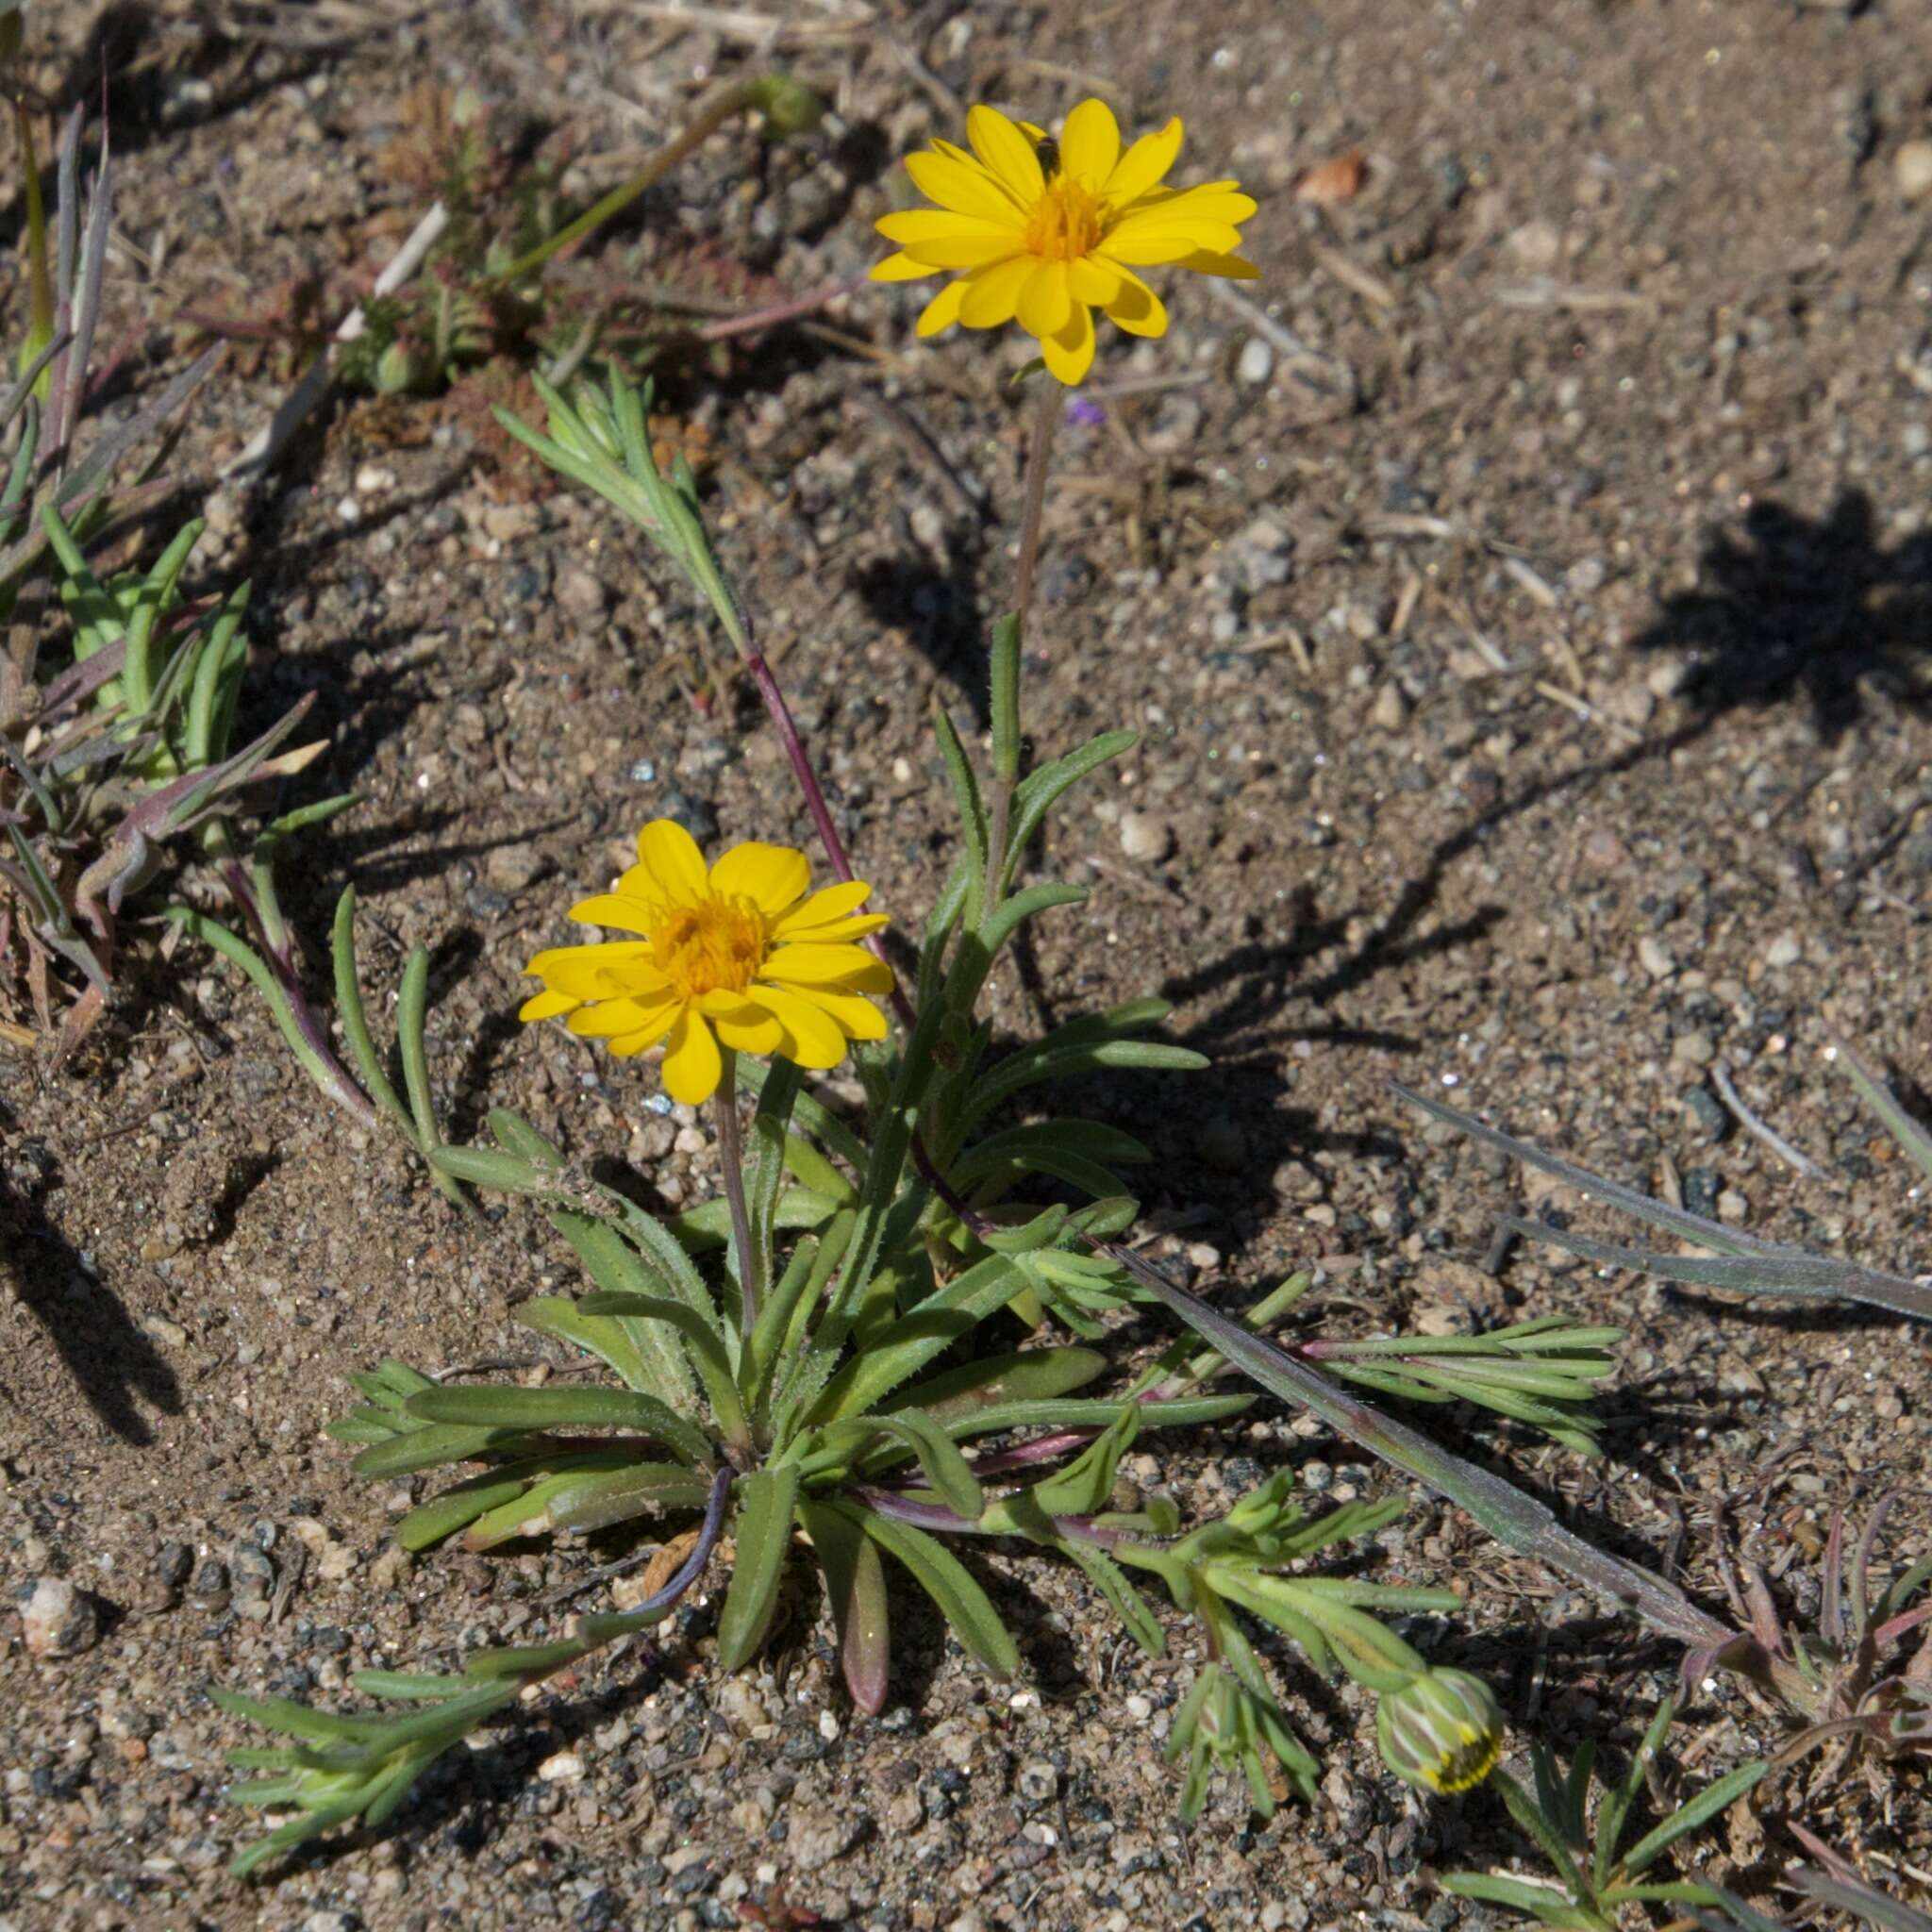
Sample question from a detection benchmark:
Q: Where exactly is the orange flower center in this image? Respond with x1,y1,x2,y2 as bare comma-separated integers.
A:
652,897,767,999
1024,175,1104,262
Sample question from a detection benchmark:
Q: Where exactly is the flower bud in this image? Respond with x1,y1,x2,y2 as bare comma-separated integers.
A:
751,75,824,140
1375,1668,1503,1794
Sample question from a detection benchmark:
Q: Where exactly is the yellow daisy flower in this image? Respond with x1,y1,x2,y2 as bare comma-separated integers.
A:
872,97,1258,384
519,820,893,1106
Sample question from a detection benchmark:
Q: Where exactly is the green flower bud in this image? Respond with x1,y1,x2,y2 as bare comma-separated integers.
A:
1375,1668,1503,1794
374,340,429,395
750,75,824,140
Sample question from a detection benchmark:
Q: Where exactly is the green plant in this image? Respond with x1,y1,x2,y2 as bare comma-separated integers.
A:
0,104,315,1048
1442,1697,1769,1929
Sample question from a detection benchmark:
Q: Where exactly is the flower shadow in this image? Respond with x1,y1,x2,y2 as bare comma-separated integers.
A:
1631,489,1932,742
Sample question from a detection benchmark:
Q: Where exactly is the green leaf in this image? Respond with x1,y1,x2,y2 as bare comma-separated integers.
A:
810,1249,1026,1422
541,1461,713,1534
829,1412,983,1518
715,1465,800,1671
892,1346,1108,1424
1002,728,1137,891
515,1296,686,1409
1061,1540,1165,1656
938,1392,1252,1441
959,1040,1209,1140
932,703,989,917
833,1502,1020,1680
1439,1874,1596,1926
330,887,416,1144
1596,1696,1674,1889
545,1212,703,1414
747,1213,850,1415
743,1058,804,1309
1495,1767,1589,1903
488,1108,566,1173
799,1498,891,1715
405,1384,715,1468
572,1292,748,1447
989,612,1021,790
350,1422,542,1480
735,1056,868,1174
1616,1761,1767,1880
429,1144,545,1192
1028,1412,1135,1517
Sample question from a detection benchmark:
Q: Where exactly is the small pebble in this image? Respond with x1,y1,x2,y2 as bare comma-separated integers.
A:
354,463,396,496
555,564,609,620
1638,935,1676,980
1237,337,1274,386
1763,933,1802,970
1673,1028,1717,1067
539,1750,586,1784
1016,1758,1058,1805
1895,140,1932,204
1119,810,1174,862
1370,683,1409,731
19,1577,101,1659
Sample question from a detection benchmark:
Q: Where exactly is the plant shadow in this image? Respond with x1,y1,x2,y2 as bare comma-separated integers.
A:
1631,489,1932,742
0,1093,181,1445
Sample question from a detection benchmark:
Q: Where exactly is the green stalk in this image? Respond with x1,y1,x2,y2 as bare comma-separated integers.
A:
713,1048,758,1337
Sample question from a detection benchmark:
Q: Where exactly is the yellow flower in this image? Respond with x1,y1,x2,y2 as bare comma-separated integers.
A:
872,97,1258,384
520,820,892,1106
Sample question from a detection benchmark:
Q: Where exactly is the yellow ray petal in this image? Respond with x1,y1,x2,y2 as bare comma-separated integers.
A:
1104,263,1169,339
1103,117,1183,208
967,104,1045,201
709,840,810,915
706,1000,787,1056
1098,222,1244,267
877,209,1020,248
568,892,659,936
661,1009,724,1104
906,148,1025,221
761,943,896,991
1040,301,1097,384
519,989,578,1022
528,948,672,1001
634,818,708,904
746,984,848,1069
1067,255,1124,305
785,986,891,1044
1058,98,1122,192
902,234,1027,271
1016,258,1074,339
916,278,969,338
569,994,679,1040
871,249,937,283
766,911,888,945
772,880,874,935
1176,248,1262,280
958,255,1035,328
1132,187,1257,225
606,1003,683,1058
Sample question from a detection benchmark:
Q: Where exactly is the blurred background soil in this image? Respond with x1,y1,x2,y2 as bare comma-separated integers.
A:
2,1,1930,1927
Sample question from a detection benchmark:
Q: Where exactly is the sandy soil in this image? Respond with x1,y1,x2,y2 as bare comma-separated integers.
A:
3,1,1930,1927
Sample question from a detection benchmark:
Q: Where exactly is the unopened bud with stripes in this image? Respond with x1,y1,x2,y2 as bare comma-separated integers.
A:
1375,1668,1503,1794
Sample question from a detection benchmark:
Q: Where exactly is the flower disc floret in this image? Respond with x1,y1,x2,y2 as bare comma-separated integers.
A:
519,820,892,1105
872,96,1259,383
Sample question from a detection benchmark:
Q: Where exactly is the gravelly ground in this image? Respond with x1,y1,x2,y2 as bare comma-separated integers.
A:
3,1,1931,1928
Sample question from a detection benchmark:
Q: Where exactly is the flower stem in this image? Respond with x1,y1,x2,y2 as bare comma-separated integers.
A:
491,78,767,288
713,1048,758,1333
986,380,1061,891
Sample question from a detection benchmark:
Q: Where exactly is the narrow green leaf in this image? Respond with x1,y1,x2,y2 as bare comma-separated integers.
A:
1003,728,1137,890
835,1502,1020,1679
989,612,1021,788
800,1498,891,1715
892,1346,1108,1424
831,1412,983,1518
544,1212,703,1413
932,703,988,917
405,1384,715,1467
396,946,441,1153
573,1291,748,1445
1439,1874,1595,1926
488,1108,566,1173
1616,1761,1767,1880
429,1145,544,1192
715,1465,800,1671
330,887,416,1143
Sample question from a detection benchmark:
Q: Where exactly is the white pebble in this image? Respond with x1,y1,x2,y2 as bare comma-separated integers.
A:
1896,140,1932,204
1237,337,1274,386
538,1750,586,1783
354,463,397,496
335,494,361,525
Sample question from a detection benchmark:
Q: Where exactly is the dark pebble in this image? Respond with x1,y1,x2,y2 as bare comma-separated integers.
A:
658,789,720,843
1682,1169,1722,1218
1682,1086,1731,1141
466,885,512,918
157,1542,192,1590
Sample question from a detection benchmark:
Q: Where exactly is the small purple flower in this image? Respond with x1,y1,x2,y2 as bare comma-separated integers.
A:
1064,395,1106,428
